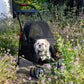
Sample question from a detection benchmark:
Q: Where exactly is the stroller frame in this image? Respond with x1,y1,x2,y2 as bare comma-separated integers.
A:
12,0,43,65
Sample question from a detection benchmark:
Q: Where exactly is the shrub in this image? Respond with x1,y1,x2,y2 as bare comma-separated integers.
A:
14,0,46,11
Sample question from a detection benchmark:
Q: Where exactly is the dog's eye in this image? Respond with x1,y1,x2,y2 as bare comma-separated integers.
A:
37,43,39,45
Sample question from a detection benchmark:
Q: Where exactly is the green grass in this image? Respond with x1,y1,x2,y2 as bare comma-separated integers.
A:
0,49,18,83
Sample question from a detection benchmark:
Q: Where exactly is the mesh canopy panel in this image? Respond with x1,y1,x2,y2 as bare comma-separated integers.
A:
24,21,54,46
24,21,53,38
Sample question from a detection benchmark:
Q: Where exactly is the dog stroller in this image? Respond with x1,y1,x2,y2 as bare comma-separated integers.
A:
12,0,61,78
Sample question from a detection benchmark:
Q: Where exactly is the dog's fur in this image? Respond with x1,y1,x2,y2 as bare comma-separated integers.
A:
34,39,51,61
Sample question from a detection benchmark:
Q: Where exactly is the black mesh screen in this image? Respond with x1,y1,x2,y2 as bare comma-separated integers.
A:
24,21,54,45
24,21,53,38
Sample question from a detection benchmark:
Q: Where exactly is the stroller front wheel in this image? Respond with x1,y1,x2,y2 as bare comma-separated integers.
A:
35,67,44,79
30,67,44,79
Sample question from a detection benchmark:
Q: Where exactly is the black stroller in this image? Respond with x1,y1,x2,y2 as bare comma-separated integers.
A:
12,0,61,78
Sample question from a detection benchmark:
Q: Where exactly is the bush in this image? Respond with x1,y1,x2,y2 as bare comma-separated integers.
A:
14,0,47,11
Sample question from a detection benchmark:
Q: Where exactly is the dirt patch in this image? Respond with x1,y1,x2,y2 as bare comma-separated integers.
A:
11,58,39,84
9,57,57,84
10,58,50,84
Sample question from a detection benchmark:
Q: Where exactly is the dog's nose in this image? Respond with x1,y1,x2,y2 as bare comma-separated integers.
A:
39,45,41,48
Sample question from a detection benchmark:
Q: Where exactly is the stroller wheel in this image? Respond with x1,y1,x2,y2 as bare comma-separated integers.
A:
34,67,44,79
30,68,35,77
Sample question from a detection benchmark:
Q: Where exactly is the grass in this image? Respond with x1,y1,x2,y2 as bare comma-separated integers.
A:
0,18,19,83
0,49,18,83
0,7,84,83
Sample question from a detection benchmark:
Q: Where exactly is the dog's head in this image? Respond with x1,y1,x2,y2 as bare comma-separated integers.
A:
34,39,50,61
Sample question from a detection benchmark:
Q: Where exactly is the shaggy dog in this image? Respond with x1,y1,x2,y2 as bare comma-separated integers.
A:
34,39,52,61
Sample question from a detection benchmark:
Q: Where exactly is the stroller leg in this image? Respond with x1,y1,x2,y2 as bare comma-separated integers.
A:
17,55,20,65
17,38,21,66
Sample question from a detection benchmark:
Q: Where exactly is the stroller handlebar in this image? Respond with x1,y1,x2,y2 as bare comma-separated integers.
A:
13,2,37,10
12,1,42,30
12,2,41,15
12,1,42,20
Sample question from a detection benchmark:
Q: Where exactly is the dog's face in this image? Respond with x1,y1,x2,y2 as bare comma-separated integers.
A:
34,39,50,61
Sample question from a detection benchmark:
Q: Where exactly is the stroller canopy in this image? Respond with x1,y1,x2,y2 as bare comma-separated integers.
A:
24,20,54,46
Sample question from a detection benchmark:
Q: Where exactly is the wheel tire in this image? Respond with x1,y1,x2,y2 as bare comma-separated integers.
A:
30,68,35,77
35,67,44,79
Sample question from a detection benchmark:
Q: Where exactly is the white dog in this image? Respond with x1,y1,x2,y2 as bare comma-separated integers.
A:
34,39,51,61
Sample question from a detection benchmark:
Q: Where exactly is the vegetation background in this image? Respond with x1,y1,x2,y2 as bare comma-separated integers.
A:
0,0,84,84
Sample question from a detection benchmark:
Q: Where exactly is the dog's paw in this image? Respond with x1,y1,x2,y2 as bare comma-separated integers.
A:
40,56,46,61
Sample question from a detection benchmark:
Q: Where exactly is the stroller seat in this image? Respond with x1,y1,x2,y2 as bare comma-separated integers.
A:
20,20,57,64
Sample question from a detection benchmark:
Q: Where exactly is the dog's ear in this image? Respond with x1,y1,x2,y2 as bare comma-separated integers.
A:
34,40,37,47
45,39,50,47
33,40,38,53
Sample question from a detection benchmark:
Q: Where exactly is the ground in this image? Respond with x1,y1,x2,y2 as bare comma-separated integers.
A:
10,57,49,84
11,58,38,84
